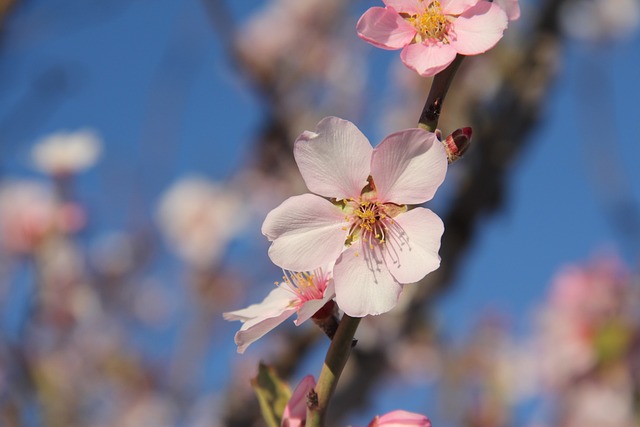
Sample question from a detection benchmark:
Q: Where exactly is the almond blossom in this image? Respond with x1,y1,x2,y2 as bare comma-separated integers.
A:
224,266,334,354
262,117,447,317
356,0,509,77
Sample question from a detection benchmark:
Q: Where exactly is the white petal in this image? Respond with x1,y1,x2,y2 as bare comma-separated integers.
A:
384,207,444,284
294,117,372,200
371,128,447,204
224,287,297,354
333,244,403,317
262,194,349,271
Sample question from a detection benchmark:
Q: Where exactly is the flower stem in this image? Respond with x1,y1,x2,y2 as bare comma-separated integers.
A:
418,54,465,132
306,314,361,427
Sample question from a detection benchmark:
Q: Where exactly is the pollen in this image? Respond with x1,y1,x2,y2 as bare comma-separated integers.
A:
278,270,324,302
346,200,391,246
407,1,450,42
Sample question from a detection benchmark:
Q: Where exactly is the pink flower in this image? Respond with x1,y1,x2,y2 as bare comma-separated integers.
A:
262,117,447,317
356,0,509,76
366,410,432,427
282,375,316,427
224,266,334,353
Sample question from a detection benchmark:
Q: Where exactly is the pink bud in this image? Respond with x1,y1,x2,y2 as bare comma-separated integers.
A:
444,127,472,163
367,410,431,427
282,375,316,427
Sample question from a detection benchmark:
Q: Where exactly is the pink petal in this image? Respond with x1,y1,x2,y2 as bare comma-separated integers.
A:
382,0,421,14
333,244,403,317
400,42,457,77
440,0,478,15
371,129,447,205
295,278,335,325
493,0,520,21
450,1,508,55
384,208,443,284
262,194,348,272
357,7,417,50
374,409,432,426
294,117,372,200
223,287,296,354
282,375,316,427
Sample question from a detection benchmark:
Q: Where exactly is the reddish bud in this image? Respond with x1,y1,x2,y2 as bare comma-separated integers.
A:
443,127,472,163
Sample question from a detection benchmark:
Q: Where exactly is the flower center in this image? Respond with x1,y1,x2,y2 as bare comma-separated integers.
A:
406,1,450,42
345,200,391,249
277,269,326,303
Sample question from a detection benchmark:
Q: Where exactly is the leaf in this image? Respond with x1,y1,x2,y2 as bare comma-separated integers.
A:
251,362,292,427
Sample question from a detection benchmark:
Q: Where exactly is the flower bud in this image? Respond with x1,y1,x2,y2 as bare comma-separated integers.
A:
443,127,472,163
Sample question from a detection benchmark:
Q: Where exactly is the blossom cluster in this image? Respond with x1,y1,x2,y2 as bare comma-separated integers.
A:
225,116,448,352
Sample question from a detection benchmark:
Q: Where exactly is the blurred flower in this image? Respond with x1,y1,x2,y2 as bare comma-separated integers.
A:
560,0,640,42
563,378,636,427
224,266,334,354
156,176,245,269
0,180,84,254
31,128,102,176
534,259,629,389
263,117,447,316
357,0,509,76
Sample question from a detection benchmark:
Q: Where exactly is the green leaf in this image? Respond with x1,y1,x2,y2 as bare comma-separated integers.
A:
251,362,292,427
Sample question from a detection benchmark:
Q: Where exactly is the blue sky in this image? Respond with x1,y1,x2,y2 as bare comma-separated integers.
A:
1,0,640,424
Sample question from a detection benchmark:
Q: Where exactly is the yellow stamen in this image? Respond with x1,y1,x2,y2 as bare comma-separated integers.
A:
407,1,449,42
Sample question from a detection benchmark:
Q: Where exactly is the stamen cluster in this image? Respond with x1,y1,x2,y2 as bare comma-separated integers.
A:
278,269,326,302
407,1,450,42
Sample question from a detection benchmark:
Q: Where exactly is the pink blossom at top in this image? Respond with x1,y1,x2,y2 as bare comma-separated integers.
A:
262,117,447,317
224,266,334,353
356,0,509,77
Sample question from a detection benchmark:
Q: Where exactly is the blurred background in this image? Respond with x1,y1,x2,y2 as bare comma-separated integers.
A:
0,0,640,426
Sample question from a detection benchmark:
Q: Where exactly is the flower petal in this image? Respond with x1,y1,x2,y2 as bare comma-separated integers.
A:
357,7,417,50
450,1,508,55
400,42,457,77
223,287,296,354
262,194,348,272
294,117,372,200
493,0,520,21
295,278,335,325
371,129,447,205
333,244,403,317
384,207,443,284
282,375,316,427
375,409,432,426
441,0,478,15
383,0,421,14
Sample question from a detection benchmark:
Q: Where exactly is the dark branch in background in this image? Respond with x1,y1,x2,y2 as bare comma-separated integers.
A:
0,0,17,26
331,0,569,421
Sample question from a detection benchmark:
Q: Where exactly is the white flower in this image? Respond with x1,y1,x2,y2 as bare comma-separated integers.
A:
156,176,245,268
32,128,102,175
